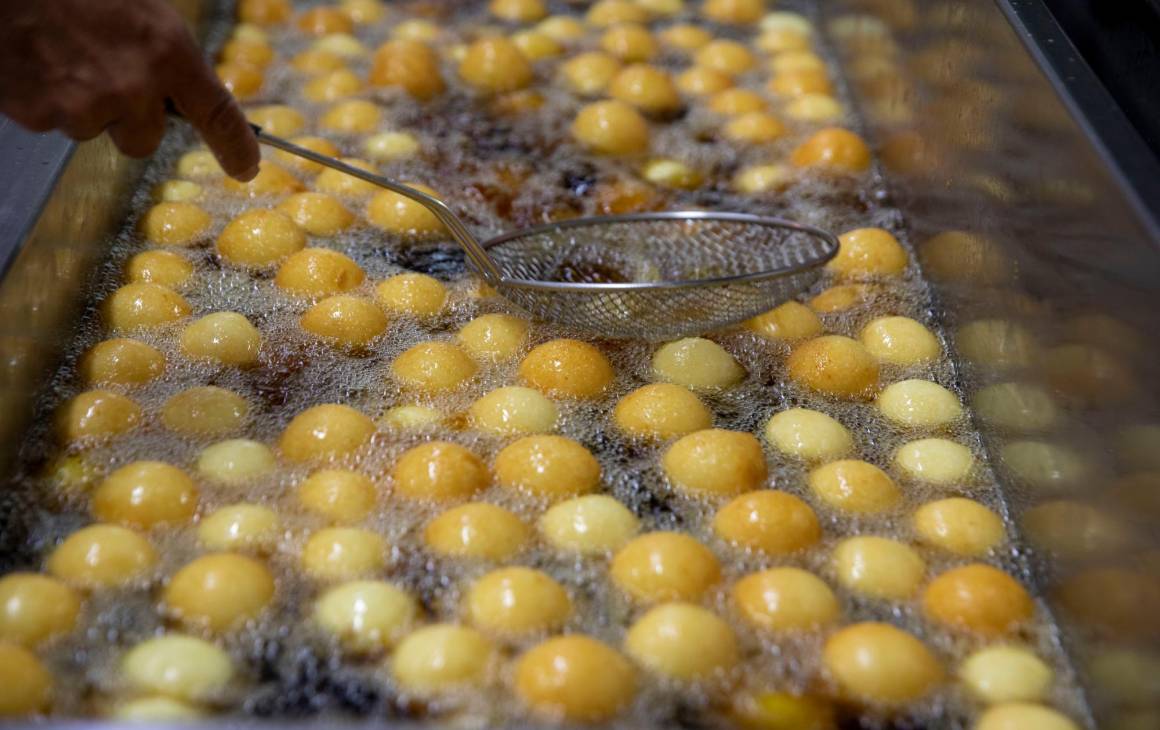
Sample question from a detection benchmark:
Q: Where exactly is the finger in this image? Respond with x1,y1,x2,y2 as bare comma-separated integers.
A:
0,102,61,133
107,101,167,158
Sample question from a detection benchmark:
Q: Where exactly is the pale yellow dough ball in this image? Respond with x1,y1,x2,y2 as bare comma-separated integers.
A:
275,248,365,298
831,536,926,600
217,209,306,268
103,282,191,330
374,273,447,317
614,383,712,440
724,112,787,145
703,0,764,24
662,429,767,498
470,386,559,435
465,567,572,636
1000,440,1092,491
378,405,443,430
611,531,720,603
320,99,383,134
303,68,363,102
894,438,974,485
164,553,275,632
974,704,1080,730
314,580,417,652
276,192,355,237
80,338,165,387
652,337,745,390
221,162,303,198
625,602,738,681
956,319,1041,369
272,136,341,175
876,379,963,428
177,149,224,179
392,441,489,502
315,158,381,197
764,408,853,462
823,622,943,705
601,24,658,63
92,461,198,529
279,403,376,462
515,635,637,723
494,435,601,500
609,64,681,115
300,295,389,349
491,0,547,23
708,88,767,116
459,37,534,93
658,24,712,52
586,0,649,27
787,336,879,400
695,40,756,76
746,301,823,340
392,341,478,392
140,202,212,246
538,495,638,555
47,524,156,588
180,312,262,367
162,386,250,438
0,644,51,716
785,94,843,122
559,52,622,96
913,498,1005,556
153,179,203,203
298,469,377,523
520,338,614,398
0,573,81,648
972,382,1059,432
301,527,387,581
808,459,901,514
730,691,834,730
364,131,421,162
125,250,194,288
571,100,650,156
424,502,529,561
197,503,281,553
859,316,940,366
56,390,142,443
731,567,839,631
366,183,446,237
959,646,1053,704
110,697,202,721
196,439,276,485
391,624,496,694
677,66,733,95
121,635,233,702
713,490,820,554
536,15,587,42
457,313,529,361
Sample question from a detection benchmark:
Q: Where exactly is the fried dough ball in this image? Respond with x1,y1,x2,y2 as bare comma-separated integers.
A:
392,341,478,392
154,179,204,203
515,635,637,723
614,383,713,439
92,461,198,529
392,624,496,695
297,6,352,36
313,580,417,652
877,379,963,428
922,564,1033,635
730,691,835,730
303,67,362,102
457,313,529,361
713,490,821,554
608,64,681,115
223,161,304,198
320,99,382,134
539,495,639,554
513,30,563,60
196,439,275,485
572,100,651,156
459,37,534,93
1044,343,1136,405
956,319,1040,369
300,295,389,349
301,527,387,580
611,531,721,603
290,48,346,75
809,283,872,313
663,429,767,498
315,157,381,196
121,635,233,702
975,704,1079,730
470,386,559,435
275,193,355,237
80,338,165,387
626,602,738,681
103,282,191,330
378,405,443,431
536,15,587,42
829,228,908,277
47,524,155,588
141,202,212,246
724,112,787,144
677,66,734,95
652,337,744,390
239,0,291,25
959,646,1053,704
466,567,571,636
764,408,853,462
746,301,823,341
1021,500,1131,559
425,503,529,561
249,103,308,136
364,131,421,162
366,183,446,237
164,553,274,631
732,568,839,631
490,0,547,23
374,273,447,317
218,61,266,99
179,312,261,367
177,149,224,180
520,339,614,398
56,390,142,443
586,1,649,27
197,503,281,553
0,645,51,716
275,248,364,297
643,157,703,188
768,68,833,98
393,441,488,502
859,316,940,366
280,404,375,462
658,23,712,52
832,536,925,600
914,498,1004,556
703,0,764,24
559,52,622,96
494,435,600,500
0,573,80,647
785,93,844,122
808,460,901,514
601,24,657,62
695,40,756,76
298,469,377,523
790,128,872,172
823,623,943,705
271,136,341,175
217,209,306,268
708,88,767,116
369,40,445,100
125,250,194,288
110,696,203,721
973,382,1059,432
161,386,250,437
787,336,879,399
1054,567,1160,636
390,19,438,43
894,438,975,485
921,230,1012,285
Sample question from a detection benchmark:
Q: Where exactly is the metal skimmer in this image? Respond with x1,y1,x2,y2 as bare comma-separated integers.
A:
257,127,840,340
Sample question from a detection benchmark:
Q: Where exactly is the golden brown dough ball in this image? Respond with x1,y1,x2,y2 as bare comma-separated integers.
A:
221,37,275,68
975,704,1080,730
768,68,833,97
746,301,823,341
559,52,622,96
515,635,637,723
276,192,355,237
392,441,488,502
829,228,909,277
103,282,191,330
785,93,844,122
520,338,614,398
658,24,712,52
239,0,291,25
626,602,738,681
694,40,756,76
470,386,559,435
141,202,212,246
601,24,657,63
832,536,926,600
571,100,651,156
296,6,353,36
713,490,821,554
876,379,963,428
161,386,250,438
80,338,165,387
125,250,194,288
298,469,377,523
0,644,51,716
120,634,234,703
491,0,547,23
303,68,363,102
536,15,587,42
787,335,879,399
179,312,262,367
92,461,198,529
823,622,943,705
1021,500,1130,560
608,64,681,115
154,179,204,203
391,341,478,392
808,283,872,313
369,40,445,100
177,149,224,180
641,158,702,189
391,624,496,697
320,99,382,134
274,136,342,176
465,567,571,636
459,37,534,93
424,502,529,561
723,111,787,145
290,48,346,75
196,439,275,485
764,408,853,462
366,183,446,237
301,527,387,580
280,403,375,462
538,495,639,554
56,390,142,443
217,209,306,268
223,162,304,198
313,580,417,652
611,531,720,603
164,553,274,631
732,567,839,631
859,316,940,366
808,459,901,514
217,62,265,99
730,691,834,730
315,157,381,197
494,435,601,500
959,646,1054,705
300,295,389,349
512,30,562,60
756,27,812,54
248,104,308,136
913,498,1004,556
703,0,764,24
586,0,649,26
922,564,1033,635
614,383,713,440
275,248,365,297
653,337,745,390
364,130,421,162
46,524,154,587
374,273,447,317
677,66,734,95
197,503,281,553
389,19,438,43
457,313,529,361
790,128,873,173
662,429,767,498
0,573,80,648
708,88,767,116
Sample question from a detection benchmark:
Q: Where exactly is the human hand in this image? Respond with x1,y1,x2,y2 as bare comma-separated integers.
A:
0,0,259,180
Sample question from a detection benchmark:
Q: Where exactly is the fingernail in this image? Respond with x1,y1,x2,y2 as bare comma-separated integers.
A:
238,165,260,182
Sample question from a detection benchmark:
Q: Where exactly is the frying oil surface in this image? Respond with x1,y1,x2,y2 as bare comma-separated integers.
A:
1,1,1084,728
